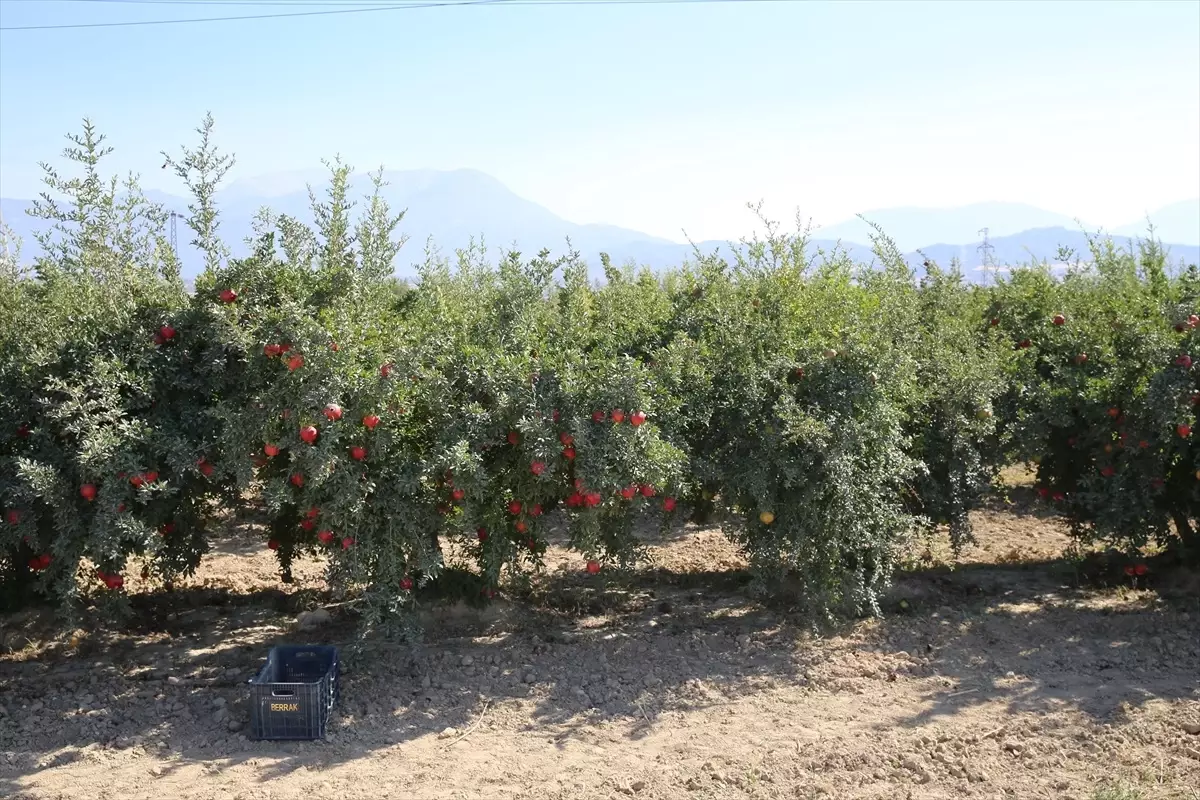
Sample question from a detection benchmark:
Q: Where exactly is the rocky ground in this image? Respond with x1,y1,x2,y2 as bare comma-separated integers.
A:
2,475,1199,800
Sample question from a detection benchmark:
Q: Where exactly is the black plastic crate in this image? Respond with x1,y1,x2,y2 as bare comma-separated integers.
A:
248,645,339,741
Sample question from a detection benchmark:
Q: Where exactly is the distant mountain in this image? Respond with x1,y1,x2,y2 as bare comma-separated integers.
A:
1,170,684,279
909,226,1200,280
1,172,1196,285
811,202,1091,252
1112,199,1200,246
215,168,682,253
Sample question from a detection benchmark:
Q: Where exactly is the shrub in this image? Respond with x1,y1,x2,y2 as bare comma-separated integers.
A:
643,220,927,619
0,121,230,615
992,238,1199,562
3,118,1197,633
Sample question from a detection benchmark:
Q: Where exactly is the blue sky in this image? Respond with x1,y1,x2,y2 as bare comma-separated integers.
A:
1,0,1197,241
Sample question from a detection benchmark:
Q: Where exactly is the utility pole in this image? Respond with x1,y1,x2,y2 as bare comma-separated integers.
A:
169,211,180,257
977,227,996,285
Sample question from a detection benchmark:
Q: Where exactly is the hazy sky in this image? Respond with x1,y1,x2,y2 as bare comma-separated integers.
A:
1,0,1197,241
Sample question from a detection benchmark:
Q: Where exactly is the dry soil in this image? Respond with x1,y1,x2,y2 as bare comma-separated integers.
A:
1,476,1199,800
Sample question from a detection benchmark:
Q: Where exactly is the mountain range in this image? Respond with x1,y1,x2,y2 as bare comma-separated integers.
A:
1,169,1196,283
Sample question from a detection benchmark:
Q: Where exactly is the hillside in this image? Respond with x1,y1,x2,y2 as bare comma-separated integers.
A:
809,202,1090,251
1112,198,1200,244
2,174,1196,282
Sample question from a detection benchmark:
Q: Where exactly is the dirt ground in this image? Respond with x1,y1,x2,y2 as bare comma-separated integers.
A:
2,473,1199,800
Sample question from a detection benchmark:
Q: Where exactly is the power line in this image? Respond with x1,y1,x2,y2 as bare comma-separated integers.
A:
0,0,504,30
2,0,804,31
5,0,802,3
0,0,400,4
0,0,434,4
0,0,477,2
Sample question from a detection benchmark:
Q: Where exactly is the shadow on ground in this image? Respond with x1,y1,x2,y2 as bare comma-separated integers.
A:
884,557,1200,731
1,543,1197,794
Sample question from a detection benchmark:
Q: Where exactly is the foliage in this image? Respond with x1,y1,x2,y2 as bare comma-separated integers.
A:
1,119,1197,631
991,238,1199,560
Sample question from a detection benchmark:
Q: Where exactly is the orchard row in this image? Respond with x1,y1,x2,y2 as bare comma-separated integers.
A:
0,120,1197,627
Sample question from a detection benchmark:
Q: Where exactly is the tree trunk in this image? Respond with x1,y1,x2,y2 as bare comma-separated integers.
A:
1169,511,1199,565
